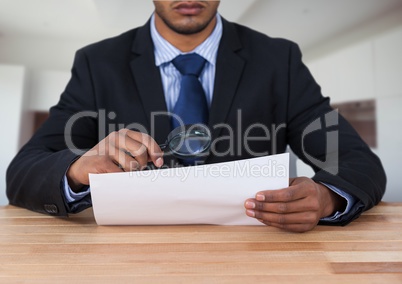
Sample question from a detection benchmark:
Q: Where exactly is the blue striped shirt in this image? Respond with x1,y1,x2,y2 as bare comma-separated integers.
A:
150,13,223,112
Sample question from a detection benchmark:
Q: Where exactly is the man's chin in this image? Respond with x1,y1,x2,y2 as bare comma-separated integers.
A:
165,20,210,35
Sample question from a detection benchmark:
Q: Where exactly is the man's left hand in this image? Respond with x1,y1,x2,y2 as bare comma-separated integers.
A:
244,177,346,233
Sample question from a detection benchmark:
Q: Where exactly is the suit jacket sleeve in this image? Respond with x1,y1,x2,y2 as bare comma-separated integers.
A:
6,49,99,216
284,43,386,225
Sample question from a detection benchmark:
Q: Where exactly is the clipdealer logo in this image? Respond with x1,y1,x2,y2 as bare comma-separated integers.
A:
63,109,286,158
128,159,288,182
301,110,339,175
63,108,340,175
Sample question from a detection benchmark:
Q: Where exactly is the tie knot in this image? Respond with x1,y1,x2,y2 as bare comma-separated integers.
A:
172,53,206,77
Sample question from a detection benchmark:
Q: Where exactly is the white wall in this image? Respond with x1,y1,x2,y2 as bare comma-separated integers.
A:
0,37,73,205
0,37,88,71
0,37,75,135
374,27,402,202
0,64,26,205
28,70,71,111
300,25,402,201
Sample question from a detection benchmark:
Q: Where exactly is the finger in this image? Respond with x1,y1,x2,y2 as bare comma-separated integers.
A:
94,145,139,173
116,149,140,172
124,140,149,169
289,177,297,185
245,210,319,226
125,130,164,167
112,130,155,169
255,184,310,203
244,197,320,214
104,158,126,174
91,150,130,174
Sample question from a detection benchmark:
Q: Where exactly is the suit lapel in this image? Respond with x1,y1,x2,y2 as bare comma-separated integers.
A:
209,19,245,141
129,21,171,145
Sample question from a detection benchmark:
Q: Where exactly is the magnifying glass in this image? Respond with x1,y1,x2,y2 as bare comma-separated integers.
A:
159,124,212,159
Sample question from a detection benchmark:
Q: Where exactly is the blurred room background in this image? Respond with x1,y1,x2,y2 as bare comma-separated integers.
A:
1,0,401,205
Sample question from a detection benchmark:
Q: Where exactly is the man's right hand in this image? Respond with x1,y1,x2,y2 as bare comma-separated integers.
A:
66,129,164,192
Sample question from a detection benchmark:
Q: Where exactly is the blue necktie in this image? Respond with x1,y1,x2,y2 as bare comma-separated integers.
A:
171,53,208,129
171,53,208,165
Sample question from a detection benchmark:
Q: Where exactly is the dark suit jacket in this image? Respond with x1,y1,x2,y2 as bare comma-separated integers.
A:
6,18,386,225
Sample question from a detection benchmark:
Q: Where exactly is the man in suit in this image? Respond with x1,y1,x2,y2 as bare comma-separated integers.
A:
6,1,386,232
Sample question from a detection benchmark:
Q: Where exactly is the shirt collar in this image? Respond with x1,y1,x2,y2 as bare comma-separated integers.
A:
150,13,223,67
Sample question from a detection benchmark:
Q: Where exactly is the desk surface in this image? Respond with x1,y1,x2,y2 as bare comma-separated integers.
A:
0,203,401,283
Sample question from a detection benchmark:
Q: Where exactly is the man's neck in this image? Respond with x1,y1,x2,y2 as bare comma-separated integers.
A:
154,14,217,53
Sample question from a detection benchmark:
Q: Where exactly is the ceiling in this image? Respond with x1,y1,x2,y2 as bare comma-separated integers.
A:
0,0,401,51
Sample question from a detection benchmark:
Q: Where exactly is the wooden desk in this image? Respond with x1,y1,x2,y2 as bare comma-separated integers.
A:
0,203,401,283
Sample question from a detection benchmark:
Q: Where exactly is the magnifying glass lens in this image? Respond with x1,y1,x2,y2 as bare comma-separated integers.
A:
169,130,210,156
163,124,211,158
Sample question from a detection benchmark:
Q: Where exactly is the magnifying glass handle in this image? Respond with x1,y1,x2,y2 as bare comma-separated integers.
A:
159,143,167,150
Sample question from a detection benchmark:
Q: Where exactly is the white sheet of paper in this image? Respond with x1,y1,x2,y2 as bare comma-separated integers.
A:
90,153,289,226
